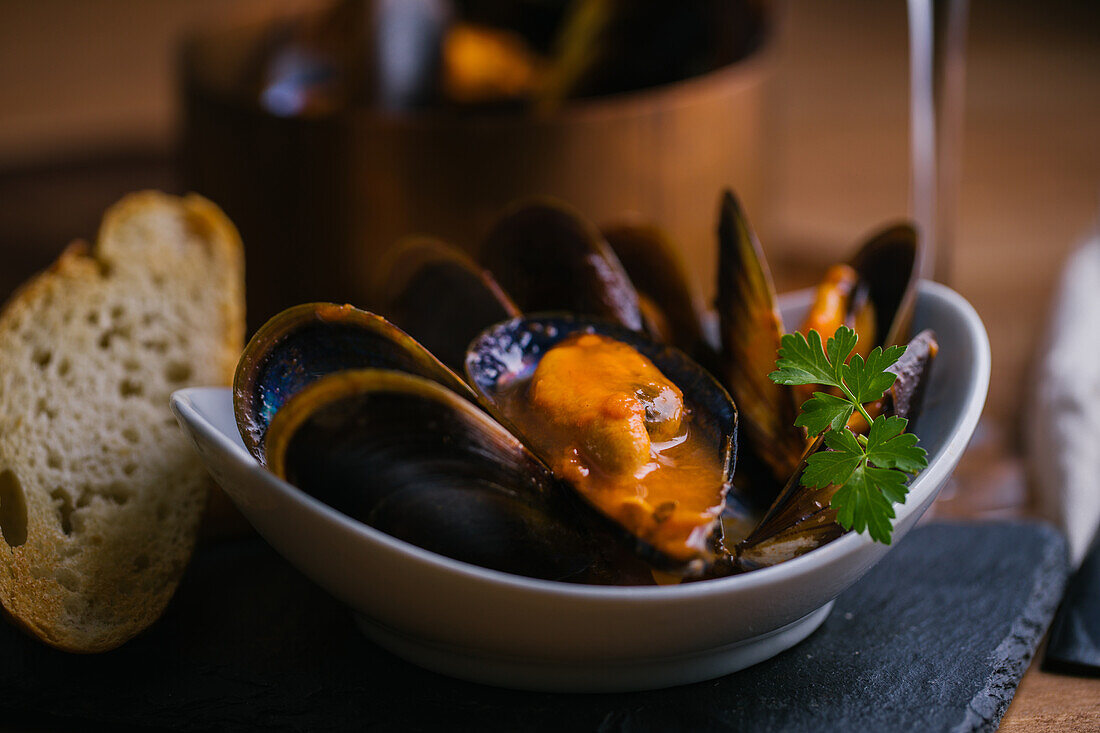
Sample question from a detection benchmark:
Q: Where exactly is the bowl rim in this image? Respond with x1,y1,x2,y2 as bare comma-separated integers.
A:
172,279,989,602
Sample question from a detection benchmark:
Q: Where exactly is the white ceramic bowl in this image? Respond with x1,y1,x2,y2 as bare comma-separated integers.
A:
171,280,989,692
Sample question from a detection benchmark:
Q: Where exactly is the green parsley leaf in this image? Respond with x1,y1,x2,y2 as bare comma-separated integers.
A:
767,325,928,545
795,392,855,435
865,416,927,473
802,443,862,488
769,330,841,388
822,424,864,454
866,463,911,505
832,464,899,544
825,326,859,382
841,345,905,404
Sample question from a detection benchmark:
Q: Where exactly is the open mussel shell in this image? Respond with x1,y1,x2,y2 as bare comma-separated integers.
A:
478,199,644,332
733,436,843,571
882,329,937,426
734,330,939,569
465,313,738,576
715,190,804,500
234,303,474,463
265,369,630,582
373,237,521,373
849,223,919,348
601,220,708,356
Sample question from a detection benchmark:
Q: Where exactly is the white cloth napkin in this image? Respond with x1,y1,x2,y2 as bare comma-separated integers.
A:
1028,233,1100,567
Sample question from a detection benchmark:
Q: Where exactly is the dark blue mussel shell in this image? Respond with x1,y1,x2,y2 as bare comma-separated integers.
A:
478,199,644,332
372,237,521,375
233,303,473,464
264,369,650,583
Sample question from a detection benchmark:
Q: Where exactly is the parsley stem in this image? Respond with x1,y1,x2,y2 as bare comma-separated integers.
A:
837,380,876,428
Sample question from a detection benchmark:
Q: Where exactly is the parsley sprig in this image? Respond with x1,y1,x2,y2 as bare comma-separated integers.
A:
768,326,927,544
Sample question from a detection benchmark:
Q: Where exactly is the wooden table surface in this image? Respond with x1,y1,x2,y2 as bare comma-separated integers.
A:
0,0,1097,729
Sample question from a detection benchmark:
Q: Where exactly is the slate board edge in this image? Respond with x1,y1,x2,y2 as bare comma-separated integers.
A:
952,522,1070,733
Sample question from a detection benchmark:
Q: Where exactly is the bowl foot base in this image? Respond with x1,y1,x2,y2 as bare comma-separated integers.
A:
354,601,833,693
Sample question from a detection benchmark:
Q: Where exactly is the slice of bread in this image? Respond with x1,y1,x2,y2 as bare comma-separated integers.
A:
0,191,245,652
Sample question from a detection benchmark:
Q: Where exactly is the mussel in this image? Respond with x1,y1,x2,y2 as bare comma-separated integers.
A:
715,192,804,500
372,237,520,374
477,198,644,331
601,220,708,356
466,315,738,576
263,368,646,582
233,303,474,462
234,191,935,584
711,191,931,567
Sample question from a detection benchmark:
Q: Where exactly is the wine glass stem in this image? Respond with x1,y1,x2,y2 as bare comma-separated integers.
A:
908,0,970,284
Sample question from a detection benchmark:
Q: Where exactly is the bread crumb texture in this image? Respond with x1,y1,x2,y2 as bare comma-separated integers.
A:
0,191,244,652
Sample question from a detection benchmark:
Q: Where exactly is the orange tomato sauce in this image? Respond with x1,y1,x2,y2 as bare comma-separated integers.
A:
498,333,726,564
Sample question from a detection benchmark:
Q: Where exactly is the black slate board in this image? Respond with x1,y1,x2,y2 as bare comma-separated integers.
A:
0,521,1068,733
1044,529,1100,674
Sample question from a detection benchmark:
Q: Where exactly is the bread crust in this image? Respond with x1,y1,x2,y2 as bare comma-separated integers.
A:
0,191,245,652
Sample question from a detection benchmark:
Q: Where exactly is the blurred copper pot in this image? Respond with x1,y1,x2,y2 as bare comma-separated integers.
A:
181,7,774,331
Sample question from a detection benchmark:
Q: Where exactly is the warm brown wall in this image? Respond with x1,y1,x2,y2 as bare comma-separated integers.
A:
0,0,324,166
